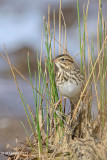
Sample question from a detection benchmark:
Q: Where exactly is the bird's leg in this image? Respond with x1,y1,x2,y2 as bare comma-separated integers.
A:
70,101,74,118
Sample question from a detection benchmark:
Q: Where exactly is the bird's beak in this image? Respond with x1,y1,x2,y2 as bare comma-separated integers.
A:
52,59,55,63
52,59,58,63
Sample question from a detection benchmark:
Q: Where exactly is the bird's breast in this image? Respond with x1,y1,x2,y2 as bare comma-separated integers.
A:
58,81,82,98
56,71,83,99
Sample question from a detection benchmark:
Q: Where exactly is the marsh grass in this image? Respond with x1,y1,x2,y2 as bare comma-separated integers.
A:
0,0,107,159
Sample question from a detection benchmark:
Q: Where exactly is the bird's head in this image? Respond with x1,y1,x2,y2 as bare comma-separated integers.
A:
53,54,74,71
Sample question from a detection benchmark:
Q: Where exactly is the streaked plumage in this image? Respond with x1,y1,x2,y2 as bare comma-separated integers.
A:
53,54,84,106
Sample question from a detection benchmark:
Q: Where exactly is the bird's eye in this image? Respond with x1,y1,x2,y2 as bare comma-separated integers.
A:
61,58,64,61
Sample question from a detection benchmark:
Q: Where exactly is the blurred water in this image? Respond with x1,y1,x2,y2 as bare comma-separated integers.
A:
0,0,107,154
0,1,44,52
0,0,106,58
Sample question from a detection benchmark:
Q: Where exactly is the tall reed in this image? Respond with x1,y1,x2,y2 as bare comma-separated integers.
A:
1,0,106,158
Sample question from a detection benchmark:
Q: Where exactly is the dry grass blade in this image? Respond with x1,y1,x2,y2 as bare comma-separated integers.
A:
4,47,22,102
45,19,81,65
59,0,61,55
3,47,31,160
0,51,50,106
53,9,55,59
84,10,100,110
40,97,66,132
71,35,107,123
